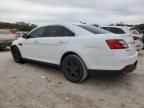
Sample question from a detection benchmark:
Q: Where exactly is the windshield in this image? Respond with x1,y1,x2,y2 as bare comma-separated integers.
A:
0,29,11,34
78,25,110,34
130,28,139,35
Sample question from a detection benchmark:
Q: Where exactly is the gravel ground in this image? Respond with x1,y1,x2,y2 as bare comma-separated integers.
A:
0,48,144,108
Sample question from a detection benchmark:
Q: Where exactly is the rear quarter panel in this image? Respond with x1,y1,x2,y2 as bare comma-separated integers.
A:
58,35,113,67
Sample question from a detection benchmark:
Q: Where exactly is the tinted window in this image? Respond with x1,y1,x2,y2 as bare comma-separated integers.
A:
29,27,46,38
103,27,125,34
79,25,110,34
111,28,125,34
101,27,111,31
43,26,75,37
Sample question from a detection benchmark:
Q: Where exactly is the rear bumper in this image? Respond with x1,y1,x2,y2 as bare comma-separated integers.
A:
88,61,138,73
120,61,137,73
85,51,138,71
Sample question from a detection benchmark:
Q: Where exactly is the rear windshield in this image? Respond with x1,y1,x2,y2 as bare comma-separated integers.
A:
78,25,110,34
0,29,11,34
102,27,125,34
130,28,139,35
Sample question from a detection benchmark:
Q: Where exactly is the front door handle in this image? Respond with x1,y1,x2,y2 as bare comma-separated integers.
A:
18,43,22,46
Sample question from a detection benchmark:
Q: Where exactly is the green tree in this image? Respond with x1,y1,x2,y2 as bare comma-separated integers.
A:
0,21,37,31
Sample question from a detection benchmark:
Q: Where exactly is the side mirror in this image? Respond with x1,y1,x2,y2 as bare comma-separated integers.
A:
16,33,21,39
22,33,29,39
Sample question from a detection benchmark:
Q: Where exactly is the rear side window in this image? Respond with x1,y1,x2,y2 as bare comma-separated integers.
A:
102,27,111,31
102,27,125,34
43,26,75,37
79,25,110,34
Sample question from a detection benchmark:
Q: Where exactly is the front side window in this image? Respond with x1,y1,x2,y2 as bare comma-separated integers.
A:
43,26,75,37
79,25,110,34
29,27,46,38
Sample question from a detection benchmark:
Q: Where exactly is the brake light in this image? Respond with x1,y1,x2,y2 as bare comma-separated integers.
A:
106,39,128,49
133,36,140,40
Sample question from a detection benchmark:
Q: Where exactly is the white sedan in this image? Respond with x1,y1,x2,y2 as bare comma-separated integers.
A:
11,24,138,83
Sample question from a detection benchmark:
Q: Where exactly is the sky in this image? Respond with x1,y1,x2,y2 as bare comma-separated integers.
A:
0,0,144,25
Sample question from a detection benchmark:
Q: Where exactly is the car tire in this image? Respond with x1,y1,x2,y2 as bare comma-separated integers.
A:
62,54,88,83
11,46,23,63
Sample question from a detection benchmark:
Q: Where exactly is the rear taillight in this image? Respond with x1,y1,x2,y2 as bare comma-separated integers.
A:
133,36,140,40
106,39,128,49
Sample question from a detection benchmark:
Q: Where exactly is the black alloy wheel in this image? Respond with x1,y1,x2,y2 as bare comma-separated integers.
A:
62,55,88,83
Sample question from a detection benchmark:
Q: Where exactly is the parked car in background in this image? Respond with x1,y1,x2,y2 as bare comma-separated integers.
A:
0,29,16,49
140,30,144,35
10,29,17,35
101,26,143,50
11,24,138,83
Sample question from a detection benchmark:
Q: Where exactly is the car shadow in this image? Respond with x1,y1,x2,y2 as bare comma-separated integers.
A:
82,69,136,90
25,60,61,74
24,60,131,86
20,60,137,99
88,71,128,83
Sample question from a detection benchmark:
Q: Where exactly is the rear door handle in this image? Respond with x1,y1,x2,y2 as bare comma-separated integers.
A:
34,40,38,44
58,41,65,44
